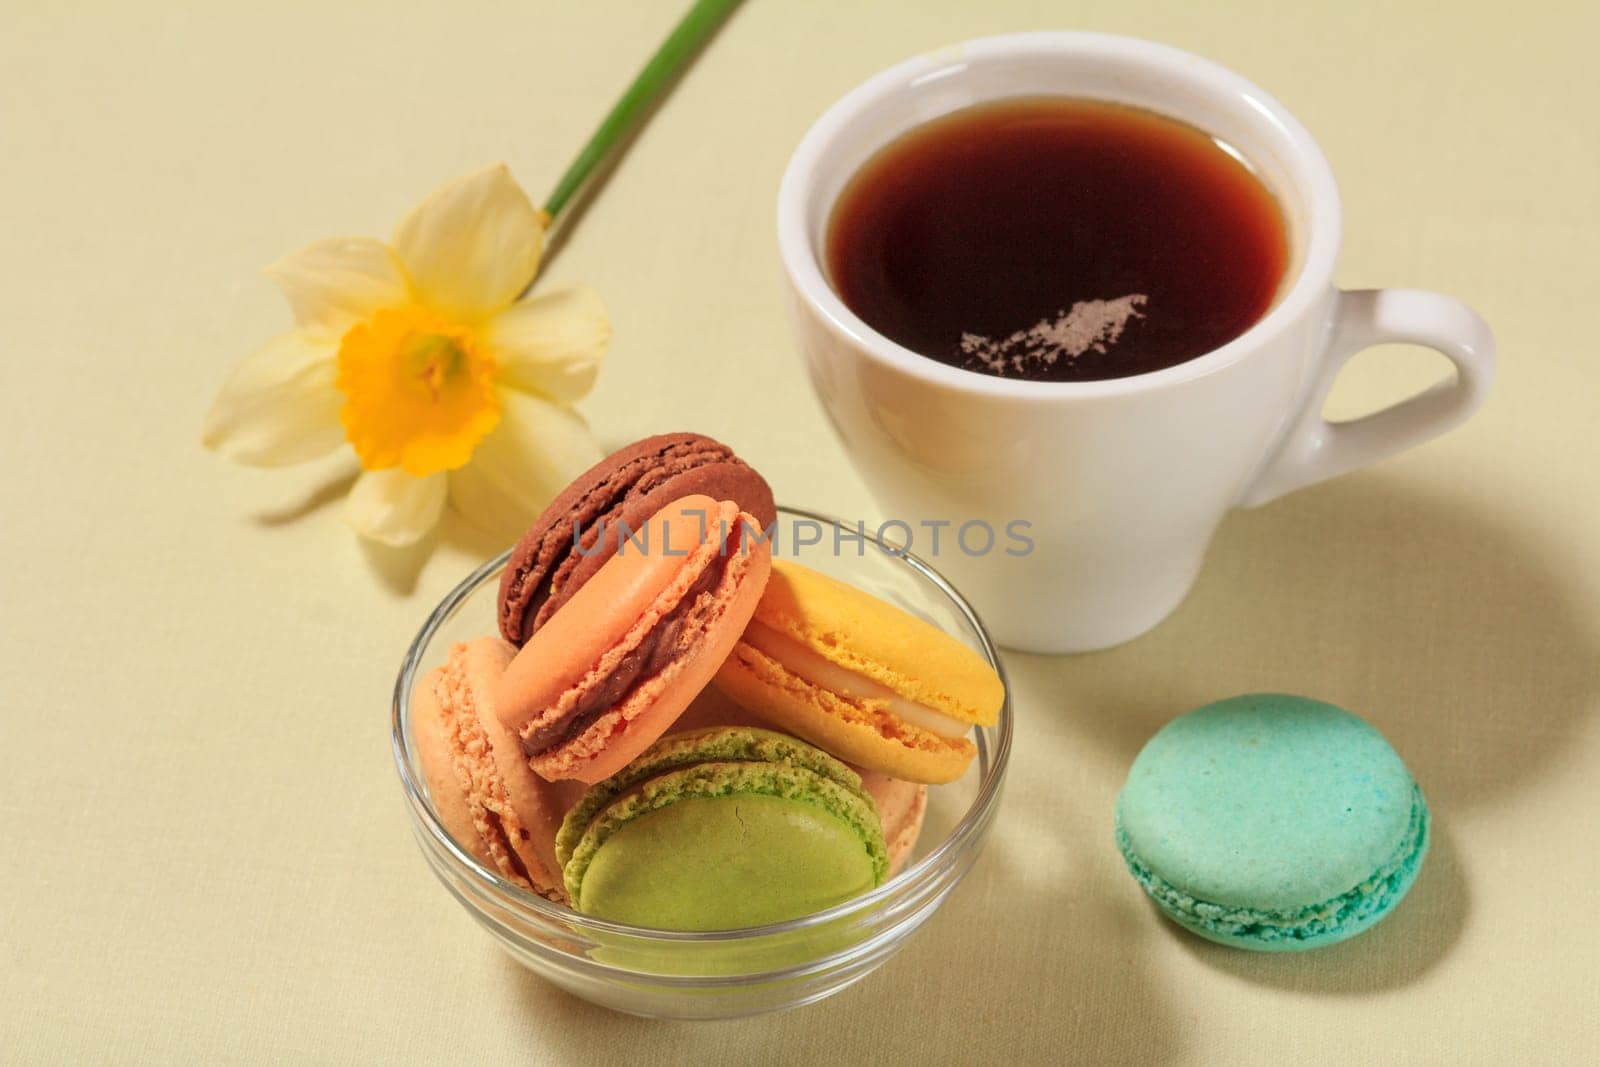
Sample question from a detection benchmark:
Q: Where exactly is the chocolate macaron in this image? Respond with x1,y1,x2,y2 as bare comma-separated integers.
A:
498,433,776,645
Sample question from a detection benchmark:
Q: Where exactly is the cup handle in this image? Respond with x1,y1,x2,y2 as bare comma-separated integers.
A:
1239,288,1495,507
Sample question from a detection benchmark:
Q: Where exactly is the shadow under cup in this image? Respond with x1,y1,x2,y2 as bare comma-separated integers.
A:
391,507,1013,1020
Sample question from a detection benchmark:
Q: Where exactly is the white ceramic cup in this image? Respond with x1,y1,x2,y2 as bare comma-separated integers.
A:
777,32,1494,654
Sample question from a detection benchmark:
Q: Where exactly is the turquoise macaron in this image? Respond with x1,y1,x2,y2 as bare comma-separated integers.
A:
1115,694,1429,951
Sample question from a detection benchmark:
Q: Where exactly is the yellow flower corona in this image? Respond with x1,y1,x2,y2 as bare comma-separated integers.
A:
336,307,501,477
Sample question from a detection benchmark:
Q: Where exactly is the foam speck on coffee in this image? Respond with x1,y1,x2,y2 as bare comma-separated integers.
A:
960,294,1148,377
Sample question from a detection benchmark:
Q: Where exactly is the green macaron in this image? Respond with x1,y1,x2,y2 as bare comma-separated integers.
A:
1115,694,1429,952
557,726,889,930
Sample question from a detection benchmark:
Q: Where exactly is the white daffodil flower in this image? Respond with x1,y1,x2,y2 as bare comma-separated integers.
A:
202,164,609,546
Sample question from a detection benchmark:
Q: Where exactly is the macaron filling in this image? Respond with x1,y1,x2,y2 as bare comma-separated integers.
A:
740,622,972,740
1116,783,1430,945
518,551,727,757
513,511,743,760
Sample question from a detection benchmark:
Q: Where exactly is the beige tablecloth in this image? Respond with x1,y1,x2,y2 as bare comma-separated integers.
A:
3,1,1597,1062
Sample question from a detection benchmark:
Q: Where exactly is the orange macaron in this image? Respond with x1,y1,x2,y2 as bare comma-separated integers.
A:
413,636,587,900
495,494,771,784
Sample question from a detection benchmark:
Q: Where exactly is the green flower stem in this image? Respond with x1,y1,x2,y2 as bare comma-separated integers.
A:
543,0,743,222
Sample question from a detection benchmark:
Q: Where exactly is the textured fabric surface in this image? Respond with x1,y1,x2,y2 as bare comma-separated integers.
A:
2,1,1597,1063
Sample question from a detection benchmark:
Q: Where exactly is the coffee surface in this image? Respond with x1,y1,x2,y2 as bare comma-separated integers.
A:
826,97,1289,382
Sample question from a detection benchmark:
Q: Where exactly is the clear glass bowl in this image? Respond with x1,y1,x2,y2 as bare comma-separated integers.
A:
391,506,1013,1019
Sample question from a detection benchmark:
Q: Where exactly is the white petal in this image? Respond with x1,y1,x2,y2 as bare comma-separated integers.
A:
344,469,447,546
263,236,409,339
201,332,344,467
393,164,544,323
482,284,610,403
449,390,602,541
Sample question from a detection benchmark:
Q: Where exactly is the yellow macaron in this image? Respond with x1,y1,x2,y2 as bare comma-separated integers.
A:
712,559,1004,783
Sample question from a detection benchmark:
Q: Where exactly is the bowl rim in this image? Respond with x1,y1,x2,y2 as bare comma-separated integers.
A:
391,503,1013,945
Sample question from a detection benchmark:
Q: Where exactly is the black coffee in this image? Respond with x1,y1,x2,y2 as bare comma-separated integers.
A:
826,97,1288,382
